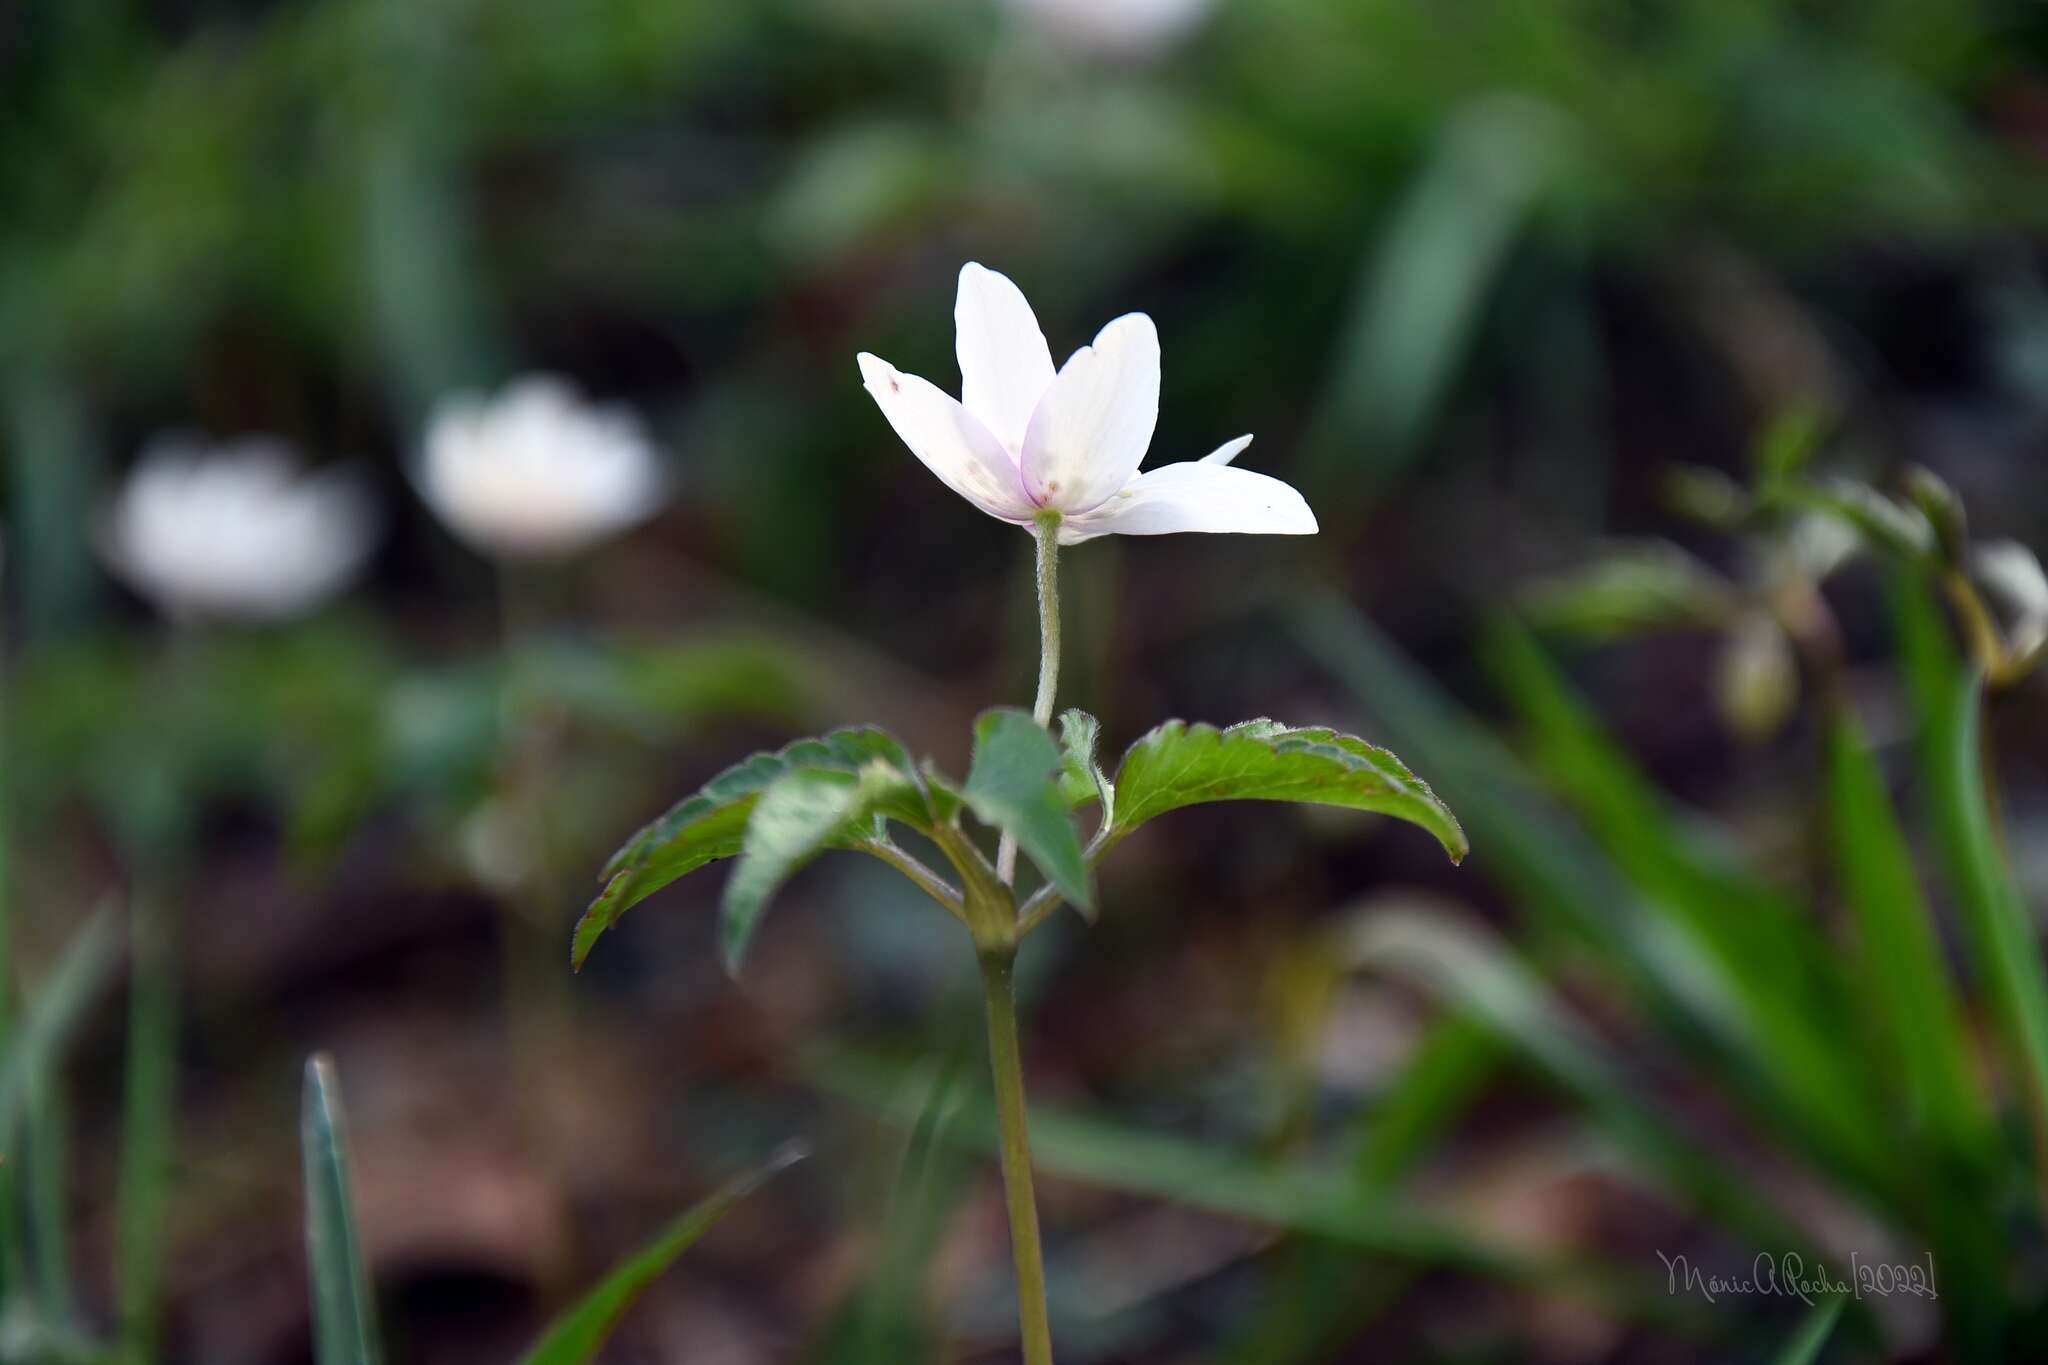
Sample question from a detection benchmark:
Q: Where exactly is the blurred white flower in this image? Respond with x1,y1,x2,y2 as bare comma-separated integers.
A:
858,263,1315,544
100,437,377,623
1975,539,2048,661
1781,512,1860,583
1001,0,1216,59
421,376,665,560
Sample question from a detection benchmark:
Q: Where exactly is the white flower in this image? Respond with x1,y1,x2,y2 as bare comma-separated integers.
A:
858,263,1315,545
1975,539,2048,660
1001,0,1216,59
421,376,665,560
100,437,377,623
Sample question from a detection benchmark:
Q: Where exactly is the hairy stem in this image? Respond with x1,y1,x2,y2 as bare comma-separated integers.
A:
998,515,1063,884
978,948,1054,1365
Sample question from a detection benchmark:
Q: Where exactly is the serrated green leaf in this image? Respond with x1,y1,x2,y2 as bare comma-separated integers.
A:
721,762,921,973
1056,709,1113,825
963,709,1091,912
1107,720,1466,864
515,1145,804,1365
303,1055,381,1365
576,728,924,969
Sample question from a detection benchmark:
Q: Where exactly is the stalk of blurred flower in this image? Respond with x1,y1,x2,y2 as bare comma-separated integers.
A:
858,262,1315,1365
415,374,670,1291
92,435,378,1359
999,0,1216,60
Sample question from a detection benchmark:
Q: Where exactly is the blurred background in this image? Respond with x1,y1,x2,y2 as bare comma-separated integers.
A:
6,0,2048,1360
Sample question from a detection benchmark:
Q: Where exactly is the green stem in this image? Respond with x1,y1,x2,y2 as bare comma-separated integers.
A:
978,948,1054,1365
998,515,1063,884
494,564,578,1298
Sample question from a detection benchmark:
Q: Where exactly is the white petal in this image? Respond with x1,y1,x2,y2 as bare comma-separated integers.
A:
1059,459,1317,543
1976,540,2048,621
955,263,1055,453
1019,312,1159,514
420,376,664,559
1200,434,1253,466
858,353,1033,522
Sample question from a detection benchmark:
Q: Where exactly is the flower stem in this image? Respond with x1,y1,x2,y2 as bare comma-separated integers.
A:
998,514,1063,884
978,947,1055,1365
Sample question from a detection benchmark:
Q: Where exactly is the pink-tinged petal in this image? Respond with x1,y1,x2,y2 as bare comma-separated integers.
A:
859,353,1033,522
1059,459,1317,544
1020,312,1159,514
1199,434,1254,466
955,263,1056,454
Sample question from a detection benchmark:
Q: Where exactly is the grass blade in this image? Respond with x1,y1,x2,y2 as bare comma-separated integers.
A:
1231,1011,1502,1365
0,909,119,1136
303,1054,381,1365
1346,909,1780,1239
1824,706,1993,1155
805,1042,1657,1299
27,1070,75,1332
0,908,119,1335
1290,595,1701,1000
1773,1295,1844,1365
1292,597,1890,1192
814,1058,968,1364
1893,576,2048,1166
1347,1010,1501,1195
515,1143,806,1365
1823,704,2008,1343
1478,618,1896,1198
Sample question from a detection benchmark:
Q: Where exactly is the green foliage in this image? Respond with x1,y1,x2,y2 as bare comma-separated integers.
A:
0,911,119,1141
586,711,1461,964
1893,577,2048,1161
1774,1298,1845,1365
576,727,924,969
1296,593,2036,1353
1107,719,1467,865
1349,908,1775,1237
804,1042,1593,1286
1822,709,1988,1154
302,1056,381,1365
962,709,1091,915
722,760,928,973
1773,477,1935,565
515,1145,806,1365
1753,406,1829,485
303,1053,798,1365
1516,543,1734,641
